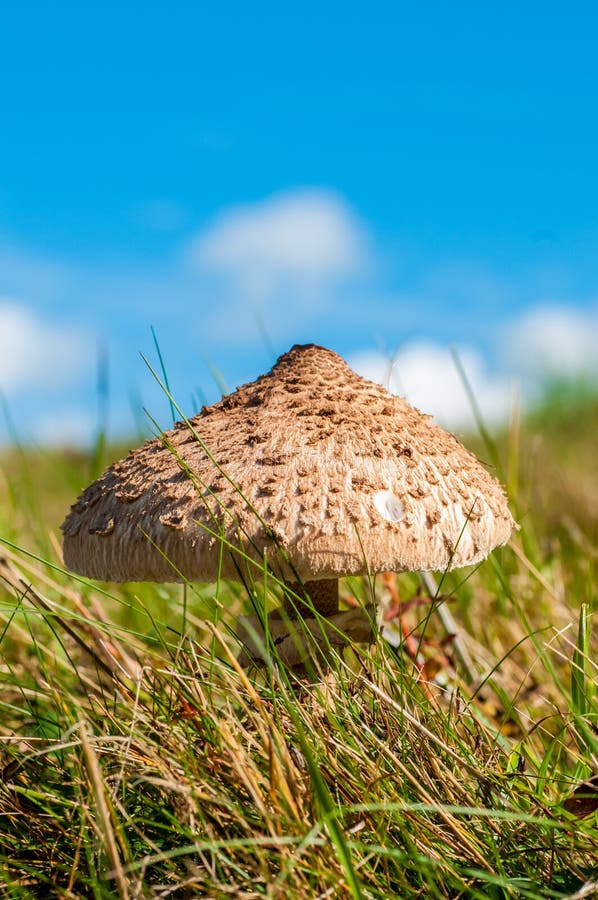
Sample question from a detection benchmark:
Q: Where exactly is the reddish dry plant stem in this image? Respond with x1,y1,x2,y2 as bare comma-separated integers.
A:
383,572,421,661
382,572,449,703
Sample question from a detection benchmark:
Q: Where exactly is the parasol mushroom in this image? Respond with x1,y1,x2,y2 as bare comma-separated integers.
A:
61,343,515,665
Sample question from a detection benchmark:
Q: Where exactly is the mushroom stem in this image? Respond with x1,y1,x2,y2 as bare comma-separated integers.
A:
283,579,339,619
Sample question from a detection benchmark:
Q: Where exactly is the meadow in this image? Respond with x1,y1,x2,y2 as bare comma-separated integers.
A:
0,385,596,898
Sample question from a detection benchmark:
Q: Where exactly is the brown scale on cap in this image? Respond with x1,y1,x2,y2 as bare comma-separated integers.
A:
61,344,516,620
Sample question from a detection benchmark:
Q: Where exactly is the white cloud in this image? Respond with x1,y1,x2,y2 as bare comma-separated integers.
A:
506,304,598,380
350,342,514,431
4,200,598,447
349,305,598,436
0,299,92,393
190,188,369,299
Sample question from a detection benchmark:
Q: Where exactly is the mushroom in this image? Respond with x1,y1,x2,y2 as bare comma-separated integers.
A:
61,344,515,665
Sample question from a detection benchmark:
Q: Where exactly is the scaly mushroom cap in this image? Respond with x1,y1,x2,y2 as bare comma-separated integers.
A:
61,344,515,583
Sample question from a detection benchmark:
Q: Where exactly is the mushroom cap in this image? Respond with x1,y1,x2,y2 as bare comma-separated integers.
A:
61,344,515,583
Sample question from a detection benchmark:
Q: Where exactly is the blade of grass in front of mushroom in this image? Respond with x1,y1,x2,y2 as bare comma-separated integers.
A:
140,355,266,521
141,403,280,606
141,346,359,622
134,505,328,678
409,498,482,679
141,360,307,586
141,361,357,661
135,519,263,670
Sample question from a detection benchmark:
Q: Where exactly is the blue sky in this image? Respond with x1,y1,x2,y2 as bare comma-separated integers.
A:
1,3,598,443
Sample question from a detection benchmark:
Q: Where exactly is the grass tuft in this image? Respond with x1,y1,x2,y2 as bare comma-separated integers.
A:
0,385,597,898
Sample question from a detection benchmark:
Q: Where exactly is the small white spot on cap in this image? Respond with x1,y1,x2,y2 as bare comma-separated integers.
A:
373,490,404,523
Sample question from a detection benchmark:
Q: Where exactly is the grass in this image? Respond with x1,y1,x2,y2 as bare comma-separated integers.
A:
0,386,597,898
